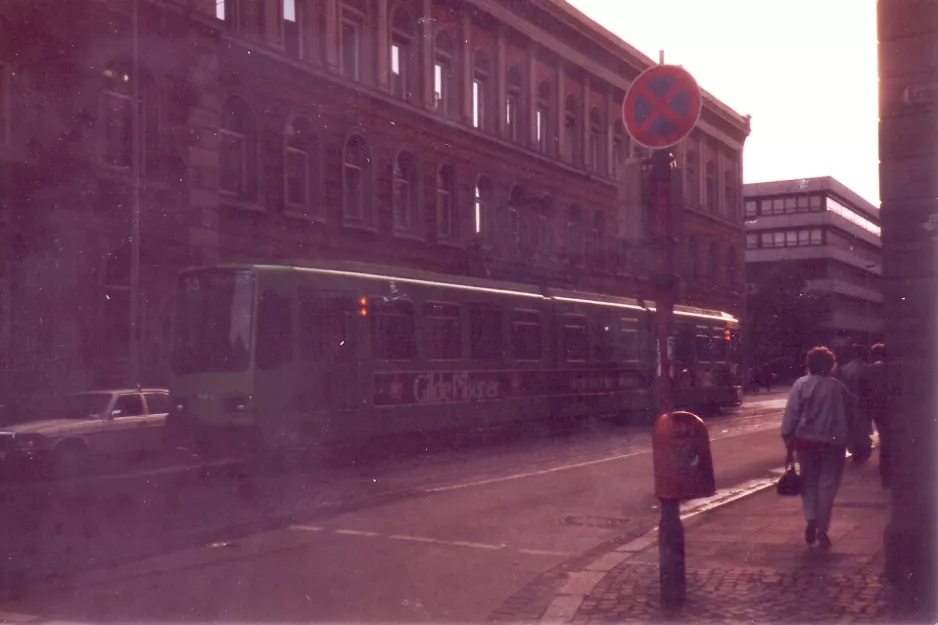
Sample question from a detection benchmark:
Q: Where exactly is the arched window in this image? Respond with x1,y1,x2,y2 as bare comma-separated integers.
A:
390,9,416,102
536,80,551,154
708,241,719,288
0,63,11,145
393,150,418,233
506,65,523,143
508,186,524,256
100,60,160,175
589,107,603,174
473,50,491,131
474,175,494,239
284,116,320,217
220,95,257,200
343,134,373,224
434,31,457,116
563,96,579,165
724,160,738,221
685,141,700,207
589,211,606,269
537,195,555,253
612,119,627,177
727,246,738,292
687,236,700,284
437,165,457,241
566,204,583,264
706,159,717,213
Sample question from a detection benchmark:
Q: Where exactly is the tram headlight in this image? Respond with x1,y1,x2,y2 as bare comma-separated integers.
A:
224,396,250,414
173,398,187,414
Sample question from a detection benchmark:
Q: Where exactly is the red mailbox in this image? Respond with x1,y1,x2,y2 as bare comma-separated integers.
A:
652,410,716,501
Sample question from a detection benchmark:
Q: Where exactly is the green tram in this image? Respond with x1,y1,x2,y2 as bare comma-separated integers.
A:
166,261,741,452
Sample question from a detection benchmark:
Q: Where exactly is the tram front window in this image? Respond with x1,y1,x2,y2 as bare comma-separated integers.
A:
172,270,255,374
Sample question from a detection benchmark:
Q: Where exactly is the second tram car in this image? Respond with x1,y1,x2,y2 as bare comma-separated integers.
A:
167,261,741,451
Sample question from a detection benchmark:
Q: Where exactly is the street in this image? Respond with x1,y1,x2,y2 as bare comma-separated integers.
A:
1,393,790,623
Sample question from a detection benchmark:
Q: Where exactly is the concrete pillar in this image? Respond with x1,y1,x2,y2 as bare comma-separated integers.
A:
496,26,507,137
462,14,473,124
421,0,434,109
878,0,938,617
377,0,389,90
527,42,538,149
324,0,339,72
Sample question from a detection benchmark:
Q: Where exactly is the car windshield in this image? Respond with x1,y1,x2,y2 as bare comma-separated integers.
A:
49,393,112,421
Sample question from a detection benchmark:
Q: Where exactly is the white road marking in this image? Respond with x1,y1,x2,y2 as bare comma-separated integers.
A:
425,416,782,494
450,540,505,550
518,548,573,557
389,534,443,544
334,529,379,537
290,524,324,532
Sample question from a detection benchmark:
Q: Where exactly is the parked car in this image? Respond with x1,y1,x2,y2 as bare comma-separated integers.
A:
0,388,170,476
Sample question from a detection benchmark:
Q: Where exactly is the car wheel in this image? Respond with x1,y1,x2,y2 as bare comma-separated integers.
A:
53,441,88,478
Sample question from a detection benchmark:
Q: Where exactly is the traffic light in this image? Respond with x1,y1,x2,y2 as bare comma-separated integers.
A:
724,328,731,342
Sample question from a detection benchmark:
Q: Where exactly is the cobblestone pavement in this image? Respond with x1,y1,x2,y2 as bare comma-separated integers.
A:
492,456,926,624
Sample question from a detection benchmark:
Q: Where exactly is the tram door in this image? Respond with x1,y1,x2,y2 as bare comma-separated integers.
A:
296,290,361,427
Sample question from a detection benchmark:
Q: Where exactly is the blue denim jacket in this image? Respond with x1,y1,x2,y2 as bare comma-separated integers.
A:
781,374,857,447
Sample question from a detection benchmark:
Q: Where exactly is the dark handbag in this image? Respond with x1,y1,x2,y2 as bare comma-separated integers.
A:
776,446,802,497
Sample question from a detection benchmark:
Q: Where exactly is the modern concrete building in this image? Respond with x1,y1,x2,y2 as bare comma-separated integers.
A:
744,176,884,353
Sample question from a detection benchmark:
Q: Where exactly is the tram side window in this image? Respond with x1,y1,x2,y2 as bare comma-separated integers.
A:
256,290,294,370
511,310,542,362
618,318,640,362
563,315,589,362
298,292,351,362
425,302,462,360
469,305,504,362
695,334,713,362
591,312,615,364
710,333,727,361
371,299,416,360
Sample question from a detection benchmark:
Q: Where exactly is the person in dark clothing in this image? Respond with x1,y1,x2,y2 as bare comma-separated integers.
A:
835,344,870,463
860,343,892,486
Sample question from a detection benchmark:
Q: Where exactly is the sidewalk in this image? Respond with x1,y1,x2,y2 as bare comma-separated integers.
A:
494,457,912,624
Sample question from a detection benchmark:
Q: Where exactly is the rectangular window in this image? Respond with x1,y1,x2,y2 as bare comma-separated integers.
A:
745,200,757,217
285,147,308,207
511,310,542,361
746,233,758,249
591,314,615,364
811,229,823,245
102,91,134,168
256,290,294,371
619,318,640,362
563,315,589,362
506,94,518,142
798,230,810,246
810,195,822,209
284,0,302,58
536,108,547,152
216,0,225,20
773,232,785,247
342,20,361,80
591,132,602,173
344,162,363,220
424,302,462,361
761,232,773,248
298,291,352,362
797,196,810,209
785,231,797,247
144,393,172,415
391,44,401,76
695,333,712,362
784,197,797,212
771,198,784,214
469,305,503,362
710,334,726,361
472,79,483,129
433,63,448,113
437,185,453,240
371,300,415,361
509,207,521,256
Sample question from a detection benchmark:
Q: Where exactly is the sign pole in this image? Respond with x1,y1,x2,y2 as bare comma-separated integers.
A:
621,60,701,614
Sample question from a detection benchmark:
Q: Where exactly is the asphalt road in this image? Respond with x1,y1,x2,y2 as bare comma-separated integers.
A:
0,392,790,623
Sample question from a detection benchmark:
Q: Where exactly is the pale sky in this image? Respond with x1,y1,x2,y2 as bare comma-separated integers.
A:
567,0,880,206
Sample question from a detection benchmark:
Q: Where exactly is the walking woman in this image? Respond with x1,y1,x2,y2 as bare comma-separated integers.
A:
781,346,857,549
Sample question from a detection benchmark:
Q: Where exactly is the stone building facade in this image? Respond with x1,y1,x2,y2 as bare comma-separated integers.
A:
0,0,750,417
